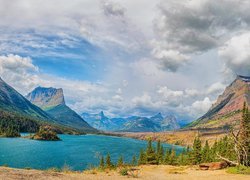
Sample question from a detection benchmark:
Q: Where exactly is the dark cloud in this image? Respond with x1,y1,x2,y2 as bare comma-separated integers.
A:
102,0,126,17
153,0,250,71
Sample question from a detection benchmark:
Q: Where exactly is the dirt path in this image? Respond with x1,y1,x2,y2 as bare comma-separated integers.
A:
0,165,249,180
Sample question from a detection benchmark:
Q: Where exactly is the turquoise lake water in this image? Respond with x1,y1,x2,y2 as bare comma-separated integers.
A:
0,134,183,171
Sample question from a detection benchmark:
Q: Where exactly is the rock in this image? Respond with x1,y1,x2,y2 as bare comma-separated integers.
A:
199,161,228,170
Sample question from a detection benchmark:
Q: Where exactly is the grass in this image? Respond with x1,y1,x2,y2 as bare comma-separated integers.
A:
227,165,250,175
119,167,128,176
47,167,61,172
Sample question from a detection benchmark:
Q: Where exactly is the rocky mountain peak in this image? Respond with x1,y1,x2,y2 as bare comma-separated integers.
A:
26,86,65,110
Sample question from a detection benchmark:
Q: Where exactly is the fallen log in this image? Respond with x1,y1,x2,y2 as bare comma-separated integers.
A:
216,153,239,166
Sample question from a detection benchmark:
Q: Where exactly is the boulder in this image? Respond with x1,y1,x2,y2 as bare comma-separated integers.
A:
199,161,228,170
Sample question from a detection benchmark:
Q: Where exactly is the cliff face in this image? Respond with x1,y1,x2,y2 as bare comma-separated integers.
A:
26,87,97,133
26,87,65,110
189,75,250,129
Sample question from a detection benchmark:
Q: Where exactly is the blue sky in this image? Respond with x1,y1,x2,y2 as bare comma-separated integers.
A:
0,0,250,122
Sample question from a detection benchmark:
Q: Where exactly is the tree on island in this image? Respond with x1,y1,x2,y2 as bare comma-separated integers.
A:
31,126,60,141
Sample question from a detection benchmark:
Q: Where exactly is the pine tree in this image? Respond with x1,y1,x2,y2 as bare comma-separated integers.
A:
156,140,161,154
158,145,164,164
99,156,104,169
105,153,113,169
156,140,164,164
164,149,171,164
145,139,157,164
117,156,123,167
131,155,137,166
210,141,218,162
191,136,202,165
138,149,146,165
201,140,211,163
169,149,176,165
238,102,250,166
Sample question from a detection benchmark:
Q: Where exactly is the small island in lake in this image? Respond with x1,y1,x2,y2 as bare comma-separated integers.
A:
31,126,61,141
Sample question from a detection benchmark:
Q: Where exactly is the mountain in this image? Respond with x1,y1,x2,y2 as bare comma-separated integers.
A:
82,112,180,132
122,116,161,132
188,75,250,129
26,87,96,133
0,77,51,120
0,77,78,136
82,111,117,131
26,86,65,110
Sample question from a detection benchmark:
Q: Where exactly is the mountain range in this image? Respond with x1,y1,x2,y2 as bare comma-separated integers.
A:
26,87,96,133
1,74,249,134
189,75,250,129
82,112,180,132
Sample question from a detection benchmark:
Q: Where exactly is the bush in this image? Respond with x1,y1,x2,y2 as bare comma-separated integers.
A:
119,168,129,176
227,166,250,175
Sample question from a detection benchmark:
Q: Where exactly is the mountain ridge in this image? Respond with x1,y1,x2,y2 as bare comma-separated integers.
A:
26,87,97,133
82,111,180,132
188,75,250,129
0,77,52,120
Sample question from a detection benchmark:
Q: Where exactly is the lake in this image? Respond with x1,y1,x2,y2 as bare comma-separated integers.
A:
0,134,183,171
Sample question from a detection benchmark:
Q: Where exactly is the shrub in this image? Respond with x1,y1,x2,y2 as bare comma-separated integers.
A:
119,168,128,176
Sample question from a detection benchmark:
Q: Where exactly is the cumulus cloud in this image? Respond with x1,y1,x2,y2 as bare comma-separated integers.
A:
190,97,213,116
219,32,250,76
206,82,226,95
152,0,250,71
0,54,39,92
0,1,243,120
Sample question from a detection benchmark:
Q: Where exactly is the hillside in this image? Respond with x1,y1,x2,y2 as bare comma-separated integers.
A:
26,87,97,133
0,77,80,136
0,78,51,120
188,75,250,129
82,112,180,132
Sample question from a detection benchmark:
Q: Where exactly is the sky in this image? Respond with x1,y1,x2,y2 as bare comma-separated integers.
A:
1,0,250,122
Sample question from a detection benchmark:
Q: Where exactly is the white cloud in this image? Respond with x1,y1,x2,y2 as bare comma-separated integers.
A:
1,0,248,121
206,82,225,95
219,32,250,76
0,54,39,92
190,97,213,116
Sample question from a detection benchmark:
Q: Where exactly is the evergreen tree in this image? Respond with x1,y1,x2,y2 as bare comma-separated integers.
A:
210,141,218,162
138,149,146,165
131,155,137,166
156,140,164,164
191,136,202,165
164,149,171,164
238,102,250,166
117,155,123,167
105,153,113,169
201,140,211,163
99,156,104,169
145,139,157,164
169,149,176,165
